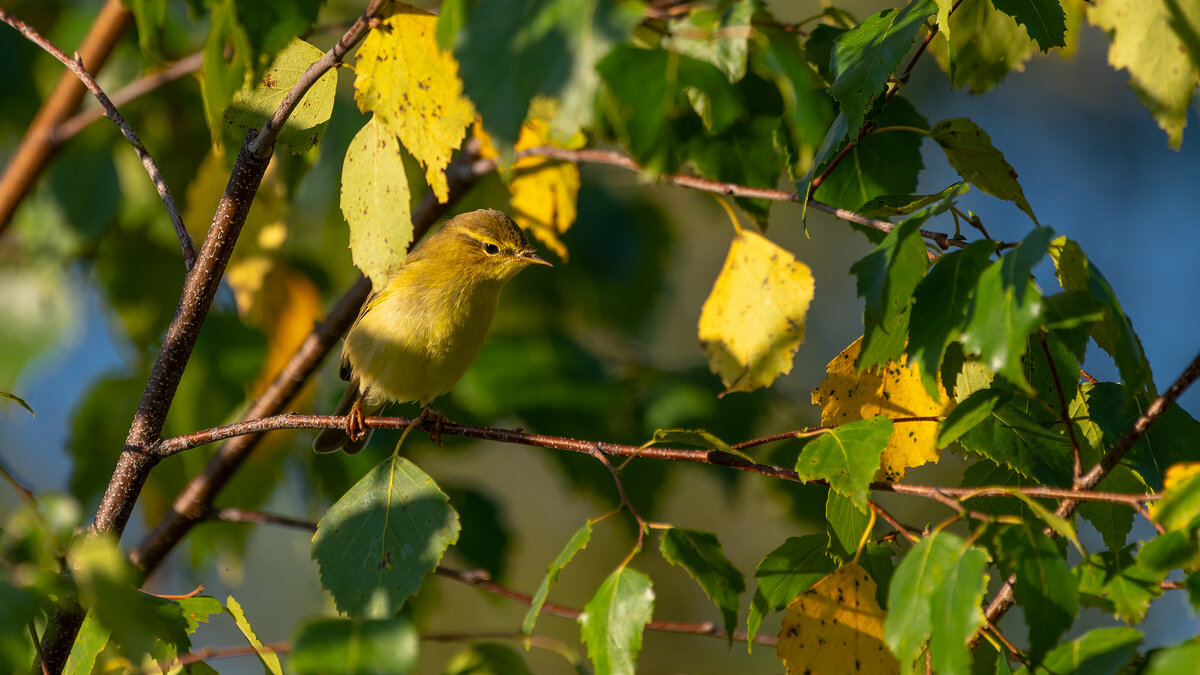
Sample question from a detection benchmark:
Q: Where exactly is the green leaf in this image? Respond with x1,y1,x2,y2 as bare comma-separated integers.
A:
908,240,996,397
1051,238,1156,400
1143,642,1200,675
859,182,969,218
851,211,928,371
177,596,225,635
235,0,323,77
599,46,743,175
959,403,1073,487
226,595,282,675
931,118,1036,222
658,528,745,641
456,0,642,148
0,579,39,674
1005,490,1084,555
991,525,1077,664
340,116,413,290
1077,465,1142,554
795,417,893,509
1089,0,1200,149
201,0,253,145
1034,626,1141,675
679,113,786,228
747,534,837,648
796,111,846,218
929,545,988,675
960,227,1053,392
578,567,654,675
68,536,190,667
64,612,108,675
224,37,338,155
1138,530,1200,574
991,0,1067,50
930,0,1038,94
664,0,758,82
1075,550,1163,623
445,642,534,675
1085,382,1200,491
814,95,928,211
938,388,1007,447
435,0,476,50
291,618,418,675
826,490,870,563
312,456,461,618
126,0,167,61
1042,290,1106,330
829,0,937,138
885,530,965,666
1152,471,1200,532
752,25,835,179
523,522,592,634
851,207,928,329
0,390,33,416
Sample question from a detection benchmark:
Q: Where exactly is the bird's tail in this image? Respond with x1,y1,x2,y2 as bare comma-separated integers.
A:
313,381,383,454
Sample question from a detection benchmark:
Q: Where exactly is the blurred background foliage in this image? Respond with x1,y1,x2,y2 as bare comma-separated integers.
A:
1,0,1198,672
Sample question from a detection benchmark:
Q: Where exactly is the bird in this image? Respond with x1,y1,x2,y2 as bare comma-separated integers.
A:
313,209,551,453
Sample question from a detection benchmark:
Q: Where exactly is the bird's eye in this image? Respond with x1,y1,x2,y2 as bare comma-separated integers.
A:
483,242,500,255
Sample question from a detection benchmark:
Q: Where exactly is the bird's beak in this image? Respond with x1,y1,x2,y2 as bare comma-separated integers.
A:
520,251,553,267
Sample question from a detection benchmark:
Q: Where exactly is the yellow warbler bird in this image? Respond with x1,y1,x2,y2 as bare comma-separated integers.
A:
313,209,551,454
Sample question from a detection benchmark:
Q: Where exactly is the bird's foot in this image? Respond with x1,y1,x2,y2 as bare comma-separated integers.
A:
421,404,449,446
346,400,368,442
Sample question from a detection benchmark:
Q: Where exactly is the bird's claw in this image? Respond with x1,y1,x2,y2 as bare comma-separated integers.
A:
347,400,368,442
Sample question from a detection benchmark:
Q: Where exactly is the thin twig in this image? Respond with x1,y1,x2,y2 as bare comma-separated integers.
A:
869,501,919,543
1039,334,1083,484
589,446,647,564
150,411,1157,507
504,146,972,250
0,457,37,505
212,508,317,532
54,51,205,144
157,641,290,673
0,8,195,269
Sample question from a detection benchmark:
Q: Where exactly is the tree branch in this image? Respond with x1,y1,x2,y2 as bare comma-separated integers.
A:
505,146,972,250
0,0,131,231
151,411,1155,507
0,6,195,269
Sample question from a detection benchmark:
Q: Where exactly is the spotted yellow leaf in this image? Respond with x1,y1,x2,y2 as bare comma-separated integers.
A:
699,230,815,394
353,4,475,202
777,563,899,675
812,338,953,480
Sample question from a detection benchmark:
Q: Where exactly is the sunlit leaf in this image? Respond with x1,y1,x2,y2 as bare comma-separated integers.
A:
506,119,584,260
812,338,954,480
354,4,475,202
929,545,988,675
1033,627,1141,675
1089,0,1200,149
224,37,337,154
1150,463,1200,532
829,0,937,138
930,118,1036,222
312,456,460,617
1075,550,1163,624
884,530,964,667
779,563,899,675
664,0,757,82
579,567,654,675
929,0,1038,94
340,116,413,289
226,595,282,675
795,417,892,508
698,230,814,394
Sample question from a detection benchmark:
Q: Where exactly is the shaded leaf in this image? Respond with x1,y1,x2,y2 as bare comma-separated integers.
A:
991,0,1067,50
779,563,899,675
445,642,534,675
929,0,1038,94
578,567,654,675
1085,382,1200,491
814,96,928,212
929,545,988,675
698,230,814,394
312,456,461,618
826,490,870,563
991,525,1077,664
291,618,418,675
859,182,969,218
747,534,838,648
938,388,1008,448
0,390,33,416
1075,550,1163,624
659,528,745,641
1030,627,1141,675
524,522,592,634
664,0,758,82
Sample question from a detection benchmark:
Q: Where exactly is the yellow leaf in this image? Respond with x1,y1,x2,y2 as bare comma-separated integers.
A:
509,119,583,260
699,230,814,394
353,4,475,202
812,338,954,480
777,563,899,675
1149,462,1200,526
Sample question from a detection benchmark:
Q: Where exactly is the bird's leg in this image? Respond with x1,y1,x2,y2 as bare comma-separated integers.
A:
346,400,368,442
421,404,449,446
